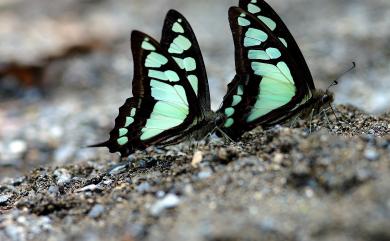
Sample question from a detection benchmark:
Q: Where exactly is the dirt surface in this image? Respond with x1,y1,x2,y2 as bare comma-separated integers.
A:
1,0,390,241
1,106,390,241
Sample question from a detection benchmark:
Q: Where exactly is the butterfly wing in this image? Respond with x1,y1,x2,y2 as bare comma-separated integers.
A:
160,9,211,113
91,31,201,156
239,0,315,90
219,6,314,139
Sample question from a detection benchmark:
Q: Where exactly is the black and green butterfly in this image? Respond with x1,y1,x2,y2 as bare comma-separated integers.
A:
218,0,335,139
90,10,224,156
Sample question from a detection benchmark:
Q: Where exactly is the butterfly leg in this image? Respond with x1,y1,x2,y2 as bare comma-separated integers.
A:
328,104,339,121
290,114,301,128
309,108,315,133
321,108,333,130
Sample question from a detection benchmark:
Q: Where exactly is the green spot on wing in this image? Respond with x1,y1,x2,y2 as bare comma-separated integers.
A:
244,28,268,47
152,102,188,119
145,52,168,68
173,85,188,106
237,85,244,95
248,3,261,14
277,62,293,82
125,117,134,127
173,57,184,69
251,62,288,82
232,95,242,106
150,80,188,106
172,22,184,33
148,70,180,82
246,61,296,122
266,48,281,59
248,50,270,60
144,117,183,130
168,35,191,54
224,107,235,117
238,17,250,27
164,70,180,82
279,38,288,47
140,104,189,140
140,129,163,141
258,16,277,31
187,75,198,95
246,74,295,122
148,70,168,81
168,43,183,54
130,108,136,117
119,128,128,137
183,57,196,71
117,137,128,146
141,41,156,51
224,118,234,128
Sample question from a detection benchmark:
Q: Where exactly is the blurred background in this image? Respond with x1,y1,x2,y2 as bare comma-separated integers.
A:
1,0,390,180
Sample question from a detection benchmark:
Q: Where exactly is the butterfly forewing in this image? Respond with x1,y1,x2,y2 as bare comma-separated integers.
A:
92,31,201,156
239,0,315,90
160,10,211,112
219,7,313,138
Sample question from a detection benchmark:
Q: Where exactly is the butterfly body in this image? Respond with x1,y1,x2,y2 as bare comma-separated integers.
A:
158,110,225,146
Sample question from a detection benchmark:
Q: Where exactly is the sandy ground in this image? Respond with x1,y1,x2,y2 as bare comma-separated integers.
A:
0,0,389,240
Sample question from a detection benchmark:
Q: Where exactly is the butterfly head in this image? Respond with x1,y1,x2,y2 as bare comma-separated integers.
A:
321,91,334,106
214,112,227,127
309,88,335,117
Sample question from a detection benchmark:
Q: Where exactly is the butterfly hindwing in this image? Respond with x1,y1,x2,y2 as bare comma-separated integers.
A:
219,6,313,138
160,10,211,112
218,74,250,138
92,31,201,156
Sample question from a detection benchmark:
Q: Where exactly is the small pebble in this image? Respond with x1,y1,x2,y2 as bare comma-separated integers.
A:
109,163,128,175
9,140,27,154
53,168,72,185
259,217,276,231
88,204,105,218
5,224,25,241
364,148,379,161
150,194,181,216
198,170,212,179
136,182,151,193
75,184,102,192
103,179,113,185
48,185,59,195
156,190,165,198
191,151,203,167
0,194,12,205
273,153,284,164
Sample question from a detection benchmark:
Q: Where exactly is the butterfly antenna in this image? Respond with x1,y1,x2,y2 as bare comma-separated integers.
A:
329,104,339,122
327,62,356,92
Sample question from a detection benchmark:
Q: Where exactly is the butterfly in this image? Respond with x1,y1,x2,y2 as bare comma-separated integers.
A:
90,10,224,156
218,0,335,139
